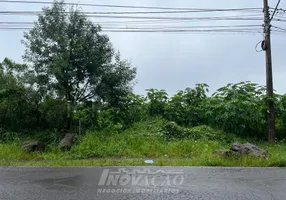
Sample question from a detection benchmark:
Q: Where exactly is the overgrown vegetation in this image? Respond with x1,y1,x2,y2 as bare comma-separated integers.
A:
1,1,286,167
1,119,286,167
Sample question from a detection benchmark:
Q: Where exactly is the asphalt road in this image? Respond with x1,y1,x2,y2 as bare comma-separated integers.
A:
0,166,285,200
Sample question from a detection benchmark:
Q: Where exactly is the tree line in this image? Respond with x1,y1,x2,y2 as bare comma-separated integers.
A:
1,1,286,142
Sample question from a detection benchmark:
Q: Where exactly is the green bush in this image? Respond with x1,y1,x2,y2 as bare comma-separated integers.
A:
165,83,209,127
161,121,237,142
0,130,20,142
203,82,267,139
161,121,191,140
188,125,237,142
275,94,286,140
94,94,148,130
40,97,67,131
146,88,168,116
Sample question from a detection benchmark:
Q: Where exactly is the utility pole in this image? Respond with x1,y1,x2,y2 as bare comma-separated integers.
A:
263,0,275,143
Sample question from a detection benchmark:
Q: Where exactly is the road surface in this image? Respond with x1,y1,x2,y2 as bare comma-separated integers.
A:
0,166,285,200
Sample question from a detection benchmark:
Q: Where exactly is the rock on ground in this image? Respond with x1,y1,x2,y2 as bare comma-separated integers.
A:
59,133,75,151
214,142,269,158
23,141,46,153
230,142,269,158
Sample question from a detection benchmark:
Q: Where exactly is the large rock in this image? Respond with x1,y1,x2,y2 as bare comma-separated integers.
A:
214,142,269,159
230,142,269,158
59,133,75,151
23,141,46,153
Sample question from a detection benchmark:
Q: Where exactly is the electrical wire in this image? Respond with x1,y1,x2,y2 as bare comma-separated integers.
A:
0,23,267,33
0,28,263,33
0,10,264,15
0,22,263,29
1,1,285,35
0,23,263,30
0,27,263,33
0,18,268,25
0,11,264,20
272,25,286,32
270,0,282,23
255,40,264,52
0,0,263,11
1,23,284,35
0,14,267,23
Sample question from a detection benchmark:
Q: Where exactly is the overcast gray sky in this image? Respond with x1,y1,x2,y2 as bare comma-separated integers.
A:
1,0,286,96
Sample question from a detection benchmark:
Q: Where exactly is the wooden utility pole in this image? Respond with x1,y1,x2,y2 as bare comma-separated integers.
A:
263,0,275,143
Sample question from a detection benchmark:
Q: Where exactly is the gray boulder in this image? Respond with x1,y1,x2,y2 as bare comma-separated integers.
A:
59,133,75,151
214,142,269,158
230,142,269,158
23,141,46,153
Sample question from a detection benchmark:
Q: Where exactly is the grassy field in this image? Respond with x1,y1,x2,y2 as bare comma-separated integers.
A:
1,118,286,167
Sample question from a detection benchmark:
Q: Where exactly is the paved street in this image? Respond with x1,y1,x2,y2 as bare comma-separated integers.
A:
0,166,285,200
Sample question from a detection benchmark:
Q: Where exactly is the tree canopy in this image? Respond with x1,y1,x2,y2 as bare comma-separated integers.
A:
22,0,136,104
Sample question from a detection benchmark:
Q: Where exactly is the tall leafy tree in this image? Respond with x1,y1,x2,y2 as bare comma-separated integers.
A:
0,59,29,130
22,0,136,105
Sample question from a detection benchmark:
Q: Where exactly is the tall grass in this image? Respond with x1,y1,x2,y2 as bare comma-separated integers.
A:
1,118,286,167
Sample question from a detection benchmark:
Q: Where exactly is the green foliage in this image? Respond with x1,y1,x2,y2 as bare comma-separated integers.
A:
71,119,165,158
0,0,285,145
39,97,67,131
0,142,38,161
1,1,286,166
70,118,227,159
100,94,148,128
161,121,237,142
0,1,137,137
165,83,209,126
0,57,27,77
0,130,19,143
274,94,286,139
0,66,32,130
161,121,191,140
146,88,168,116
22,1,136,104
2,58,286,143
117,94,148,124
2,118,286,167
204,82,268,138
188,125,237,143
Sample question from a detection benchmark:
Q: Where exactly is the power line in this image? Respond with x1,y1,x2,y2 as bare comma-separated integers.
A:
0,23,274,34
0,26,265,33
0,10,264,15
269,0,282,23
0,22,263,29
0,2,284,32
271,8,286,20
0,27,263,32
103,30,263,33
0,0,263,11
0,10,262,17
272,25,286,31
3,27,286,36
273,15,286,19
276,8,286,14
0,23,263,30
0,21,260,25
0,12,266,22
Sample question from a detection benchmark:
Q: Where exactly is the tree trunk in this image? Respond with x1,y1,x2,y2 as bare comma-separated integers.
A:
36,101,40,128
66,92,73,133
